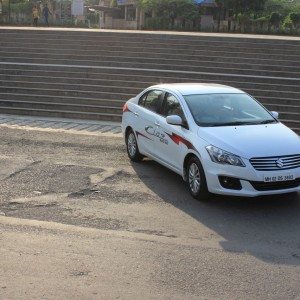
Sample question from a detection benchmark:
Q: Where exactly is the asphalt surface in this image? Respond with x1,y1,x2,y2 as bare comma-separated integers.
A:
0,124,299,299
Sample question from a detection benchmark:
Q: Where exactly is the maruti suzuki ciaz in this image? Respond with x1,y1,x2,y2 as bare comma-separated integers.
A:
122,83,300,199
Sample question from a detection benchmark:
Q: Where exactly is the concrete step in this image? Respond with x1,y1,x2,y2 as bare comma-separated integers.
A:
1,67,299,89
240,88,300,100
259,96,300,106
0,93,125,107
2,29,298,42
0,28,299,133
1,91,299,111
2,63,299,86
1,32,299,52
1,72,299,93
0,86,133,100
1,81,298,101
2,38,295,51
262,103,300,114
0,80,140,94
0,46,298,66
0,43,298,61
0,99,122,114
1,44,298,65
0,95,297,115
1,29,299,43
0,56,298,78
0,70,300,93
0,49,299,73
275,111,300,120
1,94,299,117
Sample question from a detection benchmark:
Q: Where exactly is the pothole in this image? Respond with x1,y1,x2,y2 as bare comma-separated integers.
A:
0,163,104,201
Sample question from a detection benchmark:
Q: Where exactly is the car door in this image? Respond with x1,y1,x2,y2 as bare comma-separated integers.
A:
135,89,164,157
155,92,190,172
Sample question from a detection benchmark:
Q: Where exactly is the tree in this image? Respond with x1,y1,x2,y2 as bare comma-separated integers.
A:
289,12,300,27
139,0,198,28
264,0,300,16
215,0,267,16
283,14,293,31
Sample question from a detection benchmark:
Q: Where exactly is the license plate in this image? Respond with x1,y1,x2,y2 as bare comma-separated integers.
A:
264,174,294,183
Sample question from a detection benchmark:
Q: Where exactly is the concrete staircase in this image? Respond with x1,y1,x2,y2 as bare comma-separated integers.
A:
0,28,299,133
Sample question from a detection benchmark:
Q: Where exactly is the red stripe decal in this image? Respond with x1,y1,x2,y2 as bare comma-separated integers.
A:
166,132,196,151
136,131,153,141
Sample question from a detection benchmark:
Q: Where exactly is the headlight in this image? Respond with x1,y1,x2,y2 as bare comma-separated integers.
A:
206,145,245,167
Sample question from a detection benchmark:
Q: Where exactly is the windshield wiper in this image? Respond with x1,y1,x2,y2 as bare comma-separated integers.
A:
206,120,278,127
208,121,256,127
256,119,277,124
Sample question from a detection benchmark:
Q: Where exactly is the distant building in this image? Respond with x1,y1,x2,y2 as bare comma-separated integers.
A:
89,0,218,30
195,0,217,7
89,0,143,29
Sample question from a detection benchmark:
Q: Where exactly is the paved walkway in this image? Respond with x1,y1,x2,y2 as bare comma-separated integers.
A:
1,26,300,41
0,114,122,135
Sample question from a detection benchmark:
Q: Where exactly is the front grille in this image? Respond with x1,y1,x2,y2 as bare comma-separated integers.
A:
250,178,300,191
250,154,300,171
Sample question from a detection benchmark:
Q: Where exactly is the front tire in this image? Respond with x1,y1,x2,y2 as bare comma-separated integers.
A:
187,156,209,200
126,129,143,162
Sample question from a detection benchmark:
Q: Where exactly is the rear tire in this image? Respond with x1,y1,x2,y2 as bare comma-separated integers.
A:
126,129,143,162
186,156,209,200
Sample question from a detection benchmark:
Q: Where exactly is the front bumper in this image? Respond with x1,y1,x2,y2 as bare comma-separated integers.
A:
203,159,300,197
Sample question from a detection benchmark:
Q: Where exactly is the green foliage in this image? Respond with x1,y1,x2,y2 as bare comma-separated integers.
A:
110,0,117,8
289,12,300,26
264,0,300,16
144,16,170,29
283,14,293,30
85,0,99,5
215,0,267,15
139,0,198,19
10,0,28,4
139,0,198,29
10,1,33,14
254,16,270,22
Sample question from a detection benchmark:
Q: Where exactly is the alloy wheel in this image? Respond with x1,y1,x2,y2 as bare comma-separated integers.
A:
188,162,201,194
127,132,137,157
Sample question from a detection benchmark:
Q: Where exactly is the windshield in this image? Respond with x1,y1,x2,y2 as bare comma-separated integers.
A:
184,93,277,127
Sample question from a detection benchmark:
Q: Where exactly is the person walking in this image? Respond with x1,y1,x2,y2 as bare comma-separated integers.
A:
42,4,52,26
32,5,39,27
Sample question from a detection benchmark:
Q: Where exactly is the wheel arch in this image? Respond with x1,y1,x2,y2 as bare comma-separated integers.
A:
125,126,133,140
183,152,202,181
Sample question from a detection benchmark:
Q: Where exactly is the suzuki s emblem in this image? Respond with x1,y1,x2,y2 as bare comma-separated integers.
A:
276,158,284,168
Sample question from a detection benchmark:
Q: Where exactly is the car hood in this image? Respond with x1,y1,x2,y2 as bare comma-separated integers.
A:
198,123,300,159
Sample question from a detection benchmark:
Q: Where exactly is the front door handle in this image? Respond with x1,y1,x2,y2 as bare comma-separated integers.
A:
155,121,160,127
133,112,139,117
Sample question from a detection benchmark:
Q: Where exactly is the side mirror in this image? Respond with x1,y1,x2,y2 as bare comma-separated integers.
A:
166,115,183,126
271,111,279,119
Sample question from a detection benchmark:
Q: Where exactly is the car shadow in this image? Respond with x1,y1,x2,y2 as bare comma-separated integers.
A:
131,159,300,266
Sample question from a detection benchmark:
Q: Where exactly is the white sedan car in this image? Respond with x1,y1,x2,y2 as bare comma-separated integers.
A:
122,83,300,199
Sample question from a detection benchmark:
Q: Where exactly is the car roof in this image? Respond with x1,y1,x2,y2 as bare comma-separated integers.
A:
149,83,243,96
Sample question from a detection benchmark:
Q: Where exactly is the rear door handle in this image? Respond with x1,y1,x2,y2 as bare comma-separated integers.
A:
155,121,160,127
133,112,139,117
